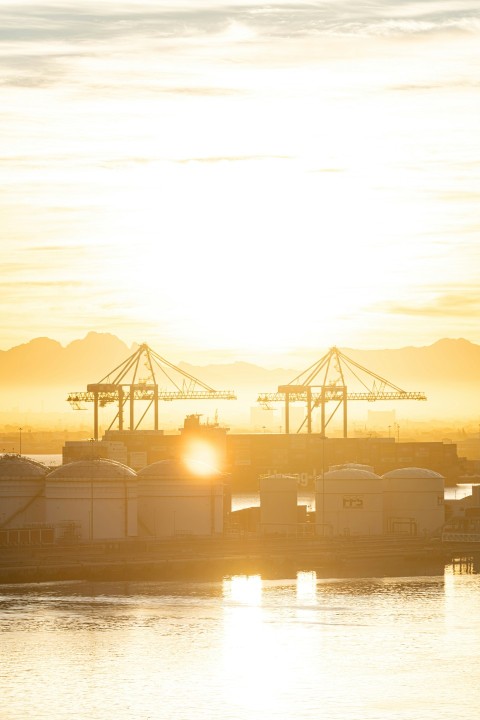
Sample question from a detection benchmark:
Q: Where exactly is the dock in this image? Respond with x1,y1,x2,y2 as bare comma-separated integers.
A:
1,536,477,584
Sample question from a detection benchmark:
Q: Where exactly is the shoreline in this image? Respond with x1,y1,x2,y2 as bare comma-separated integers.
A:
1,537,477,584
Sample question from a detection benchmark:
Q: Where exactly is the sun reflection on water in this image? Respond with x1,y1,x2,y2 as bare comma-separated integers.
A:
296,571,317,604
221,575,295,715
223,574,262,606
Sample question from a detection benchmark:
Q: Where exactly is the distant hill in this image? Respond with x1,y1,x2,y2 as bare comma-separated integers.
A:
340,339,480,388
1,332,480,390
0,333,478,419
0,332,131,386
181,339,480,395
178,361,295,392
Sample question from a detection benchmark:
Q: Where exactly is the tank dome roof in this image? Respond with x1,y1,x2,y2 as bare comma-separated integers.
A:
0,454,48,478
138,458,223,480
48,458,137,480
382,467,444,480
329,463,374,473
322,467,381,481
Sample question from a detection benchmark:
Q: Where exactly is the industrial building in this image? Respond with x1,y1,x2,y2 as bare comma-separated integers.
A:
252,464,445,539
382,467,444,536
443,482,480,541
0,455,48,542
0,342,470,546
137,458,226,538
225,433,460,490
63,426,464,491
0,454,451,542
46,459,138,542
259,474,301,535
0,453,228,545
315,466,384,537
62,342,464,491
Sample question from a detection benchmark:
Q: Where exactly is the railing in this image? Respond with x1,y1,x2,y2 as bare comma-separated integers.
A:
442,532,480,543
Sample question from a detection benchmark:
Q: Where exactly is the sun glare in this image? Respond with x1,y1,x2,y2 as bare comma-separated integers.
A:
183,439,220,475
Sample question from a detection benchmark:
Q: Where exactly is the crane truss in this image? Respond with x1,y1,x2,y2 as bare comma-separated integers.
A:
68,344,236,439
257,347,426,436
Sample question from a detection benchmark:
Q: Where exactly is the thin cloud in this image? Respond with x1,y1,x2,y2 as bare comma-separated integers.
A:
175,155,292,164
385,293,480,317
0,1,478,96
163,86,244,96
390,79,480,92
0,281,86,288
0,5,230,43
27,244,95,252
334,17,480,37
309,167,345,173
2,2,478,47
95,84,245,100
438,191,480,202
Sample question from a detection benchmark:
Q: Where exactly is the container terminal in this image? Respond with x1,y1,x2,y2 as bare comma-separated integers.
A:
0,342,478,582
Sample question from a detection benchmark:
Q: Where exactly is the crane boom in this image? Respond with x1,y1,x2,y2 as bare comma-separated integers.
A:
258,391,426,403
69,389,236,405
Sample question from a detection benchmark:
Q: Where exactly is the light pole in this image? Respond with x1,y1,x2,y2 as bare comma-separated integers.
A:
89,438,94,541
19,427,22,455
321,434,325,538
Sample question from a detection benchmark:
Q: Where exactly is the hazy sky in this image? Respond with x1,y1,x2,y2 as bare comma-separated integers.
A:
2,1,480,362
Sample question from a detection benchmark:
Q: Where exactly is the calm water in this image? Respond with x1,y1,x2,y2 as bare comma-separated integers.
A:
1,564,479,720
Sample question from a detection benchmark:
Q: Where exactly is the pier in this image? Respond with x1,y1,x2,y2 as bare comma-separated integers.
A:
1,536,476,584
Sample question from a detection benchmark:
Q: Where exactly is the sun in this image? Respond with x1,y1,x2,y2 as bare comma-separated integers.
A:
182,439,220,476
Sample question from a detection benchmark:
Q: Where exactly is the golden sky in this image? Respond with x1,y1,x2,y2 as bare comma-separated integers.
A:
2,1,480,362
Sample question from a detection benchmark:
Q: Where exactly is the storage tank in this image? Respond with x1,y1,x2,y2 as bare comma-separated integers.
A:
259,474,298,535
315,466,383,537
46,459,137,541
0,454,47,529
382,467,444,536
137,458,226,537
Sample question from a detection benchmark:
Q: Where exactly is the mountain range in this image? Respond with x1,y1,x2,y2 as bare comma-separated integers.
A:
0,333,479,419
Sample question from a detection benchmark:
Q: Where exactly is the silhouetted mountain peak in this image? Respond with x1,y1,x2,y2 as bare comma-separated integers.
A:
5,337,62,355
430,337,474,348
1,334,480,403
66,332,129,353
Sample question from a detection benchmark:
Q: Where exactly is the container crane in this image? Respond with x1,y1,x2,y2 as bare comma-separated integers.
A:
257,346,426,437
68,343,236,440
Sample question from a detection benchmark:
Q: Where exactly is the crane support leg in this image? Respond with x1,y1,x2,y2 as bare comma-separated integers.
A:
321,390,326,438
343,388,348,438
118,387,124,431
285,396,290,434
93,392,99,441
307,387,312,434
130,385,135,431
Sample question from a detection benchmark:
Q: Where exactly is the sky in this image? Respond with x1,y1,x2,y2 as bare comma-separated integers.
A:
2,0,480,364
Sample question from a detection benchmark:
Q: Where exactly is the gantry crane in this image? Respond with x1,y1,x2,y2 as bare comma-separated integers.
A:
257,346,426,437
68,343,236,440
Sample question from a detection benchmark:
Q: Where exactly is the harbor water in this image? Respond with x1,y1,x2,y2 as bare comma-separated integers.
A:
1,563,479,719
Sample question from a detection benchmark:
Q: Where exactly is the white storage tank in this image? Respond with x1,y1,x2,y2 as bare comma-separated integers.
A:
382,467,444,536
0,454,47,529
46,459,137,541
137,459,226,537
315,466,383,537
259,474,298,535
